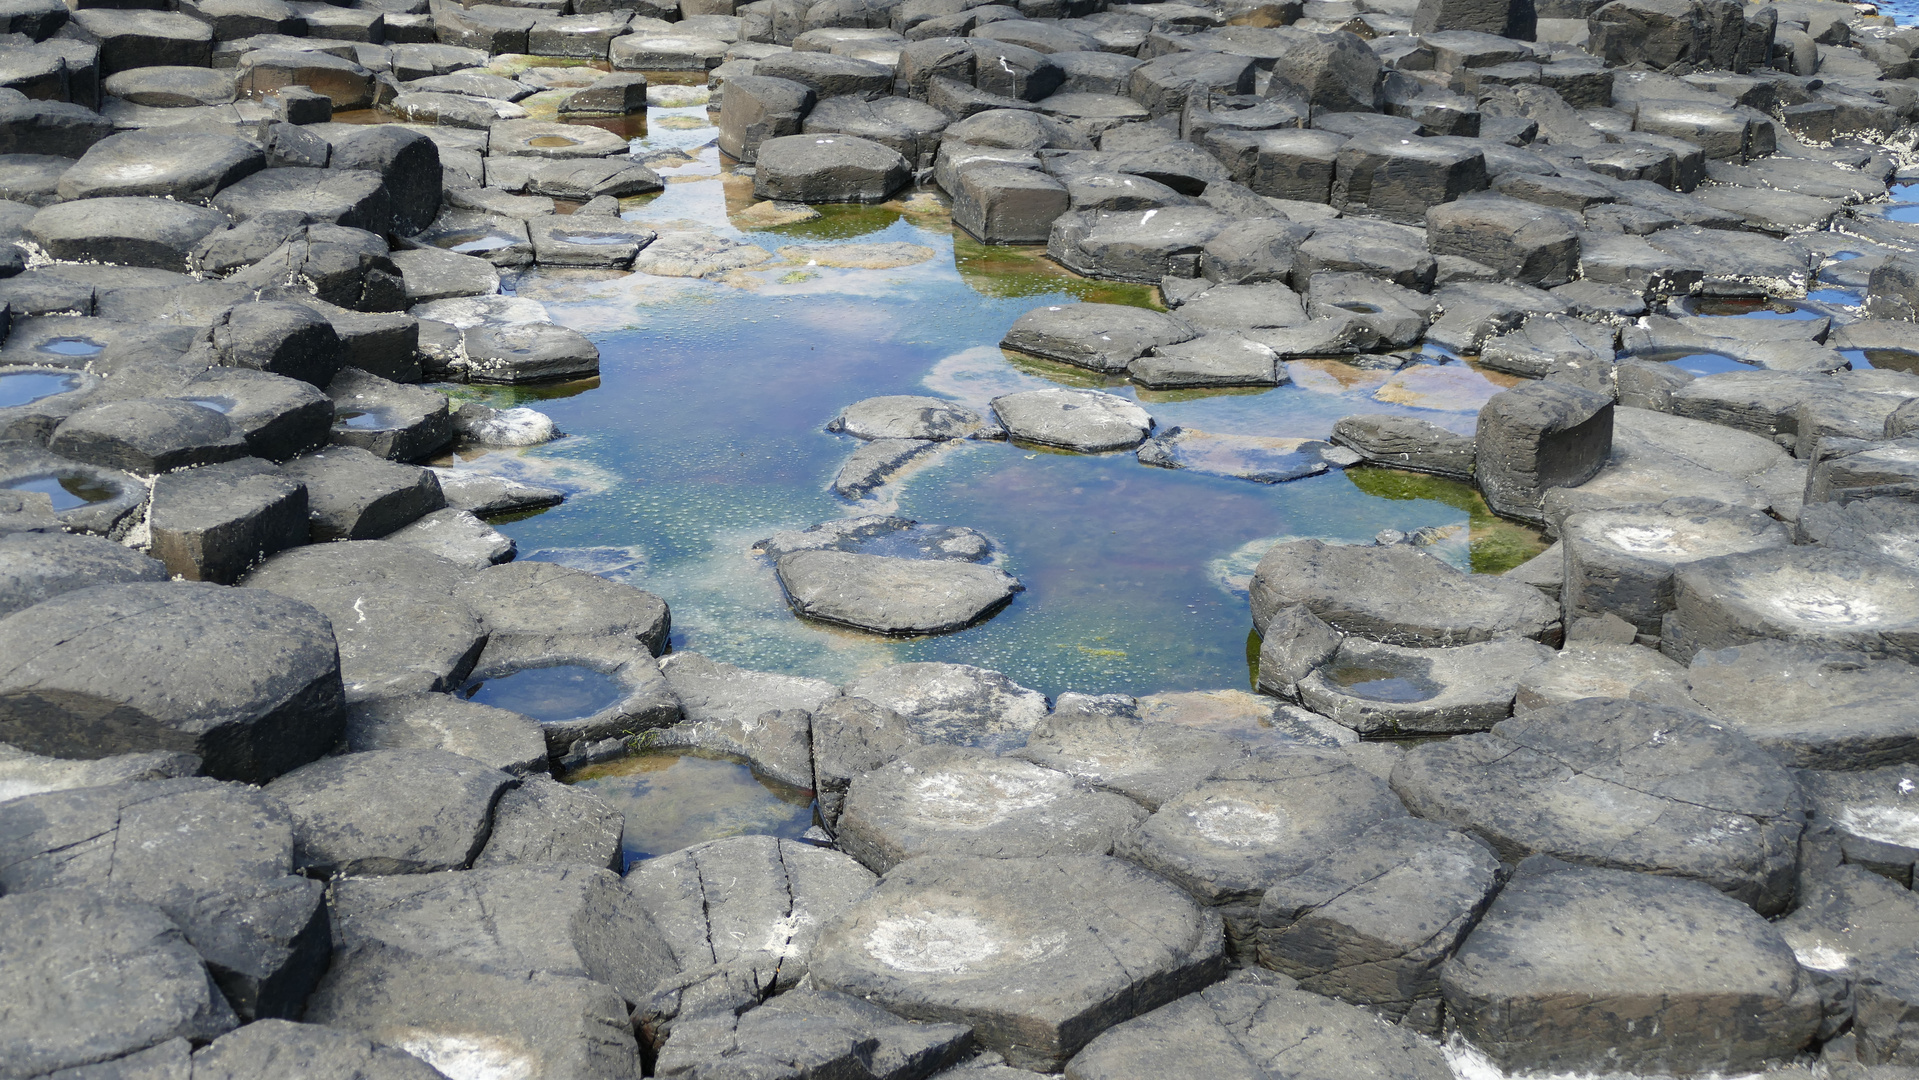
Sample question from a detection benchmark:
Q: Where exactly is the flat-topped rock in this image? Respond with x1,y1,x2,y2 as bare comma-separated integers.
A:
774,549,1022,636
190,1021,449,1080
0,888,236,1078
0,529,164,619
754,133,911,204
0,776,327,1021
1256,816,1501,1020
1798,765,1919,887
1666,546,1919,666
1249,538,1559,646
1000,302,1195,373
1297,636,1554,736
242,541,482,701
265,748,514,876
810,854,1225,1070
843,662,1049,751
1441,857,1819,1075
1513,641,1692,712
992,388,1153,453
829,395,989,440
0,582,342,783
57,129,262,203
344,692,547,776
330,862,674,1004
1392,697,1806,914
837,744,1146,873
1116,751,1408,956
627,834,875,990
1686,641,1919,770
1013,701,1252,810
456,557,670,656
1561,497,1791,637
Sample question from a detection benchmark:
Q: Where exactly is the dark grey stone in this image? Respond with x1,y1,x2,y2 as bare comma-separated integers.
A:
279,445,445,541
0,529,162,619
460,321,600,384
57,130,261,205
456,558,670,656
1331,133,1487,224
242,540,481,701
1391,698,1806,914
330,862,672,1003
1561,497,1790,636
0,778,329,1021
212,168,391,235
843,661,1048,752
838,744,1145,872
1473,379,1612,523
1329,414,1474,479
0,581,342,783
302,948,639,1080
1665,546,1919,666
1441,857,1819,1075
190,1021,449,1080
1116,751,1408,956
346,692,547,776
49,398,248,475
1063,972,1452,1080
991,387,1153,452
325,368,451,462
753,133,911,204
474,774,623,869
1256,817,1501,1019
146,459,306,584
1249,538,1559,646
1012,702,1248,811
265,748,514,876
1687,641,1919,771
775,549,1022,635
0,441,145,538
810,854,1227,1070
1000,302,1193,374
0,888,236,1079
28,196,228,270
950,163,1069,244
1297,636,1554,736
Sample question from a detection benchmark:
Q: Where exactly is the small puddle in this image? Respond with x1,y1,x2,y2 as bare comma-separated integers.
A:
528,135,580,147
38,337,105,357
447,234,519,255
0,371,83,408
335,406,399,430
1652,351,1751,376
1686,298,1823,320
459,664,624,723
562,750,816,867
182,396,236,414
1843,348,1919,373
7,472,119,510
553,233,634,245
1325,661,1441,703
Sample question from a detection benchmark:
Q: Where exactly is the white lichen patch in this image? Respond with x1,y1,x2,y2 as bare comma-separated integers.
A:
1764,588,1885,626
1188,799,1291,848
1603,525,1686,555
395,1032,537,1080
1792,943,1852,972
910,767,1062,828
1838,803,1919,847
865,912,1004,974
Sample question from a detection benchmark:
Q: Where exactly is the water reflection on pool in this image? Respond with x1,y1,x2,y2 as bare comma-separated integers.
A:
563,750,816,868
452,95,1547,698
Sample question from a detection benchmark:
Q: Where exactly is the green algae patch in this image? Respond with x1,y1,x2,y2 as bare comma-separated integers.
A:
1344,466,1549,574
953,235,1164,309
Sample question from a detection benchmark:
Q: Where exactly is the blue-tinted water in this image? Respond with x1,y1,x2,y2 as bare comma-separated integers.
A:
442,80,1548,699
0,371,81,408
6,473,117,510
460,664,625,723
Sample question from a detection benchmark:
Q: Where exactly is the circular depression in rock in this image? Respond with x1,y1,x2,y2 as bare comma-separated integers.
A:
442,232,518,255
38,337,105,357
334,406,400,431
0,370,84,408
864,911,1014,974
527,135,581,147
909,768,1061,828
6,472,121,510
1186,799,1292,848
1322,659,1441,703
459,663,624,723
181,395,236,415
562,750,815,866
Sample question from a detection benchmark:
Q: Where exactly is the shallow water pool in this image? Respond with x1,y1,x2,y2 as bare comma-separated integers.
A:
564,750,817,868
446,93,1547,699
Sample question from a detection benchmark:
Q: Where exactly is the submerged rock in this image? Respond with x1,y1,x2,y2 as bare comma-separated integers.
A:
775,550,1022,636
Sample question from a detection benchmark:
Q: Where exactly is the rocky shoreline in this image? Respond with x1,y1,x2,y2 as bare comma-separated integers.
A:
6,0,1919,1075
